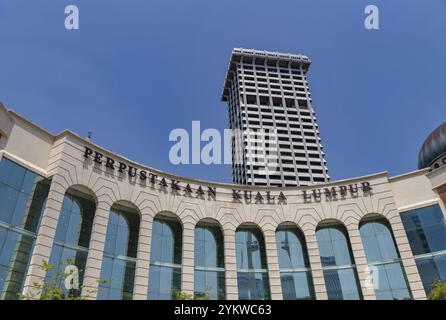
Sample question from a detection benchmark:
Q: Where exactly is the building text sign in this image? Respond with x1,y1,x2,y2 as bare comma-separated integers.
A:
83,146,372,204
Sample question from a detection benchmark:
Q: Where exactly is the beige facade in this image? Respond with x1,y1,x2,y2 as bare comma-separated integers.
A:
1,102,446,300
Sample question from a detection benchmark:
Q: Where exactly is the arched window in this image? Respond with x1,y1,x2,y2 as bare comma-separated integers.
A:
360,218,412,300
316,223,362,300
98,203,140,300
46,188,96,298
194,220,225,299
0,158,50,300
148,214,182,300
235,225,270,300
276,224,315,299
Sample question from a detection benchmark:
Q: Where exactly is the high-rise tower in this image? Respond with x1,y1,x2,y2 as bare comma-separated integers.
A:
221,48,329,187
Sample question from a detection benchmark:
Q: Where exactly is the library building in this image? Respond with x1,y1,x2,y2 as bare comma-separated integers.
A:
0,103,445,300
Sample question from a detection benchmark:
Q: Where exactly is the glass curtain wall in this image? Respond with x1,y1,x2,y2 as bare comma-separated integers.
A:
148,215,182,300
316,224,362,300
359,218,412,300
194,221,225,299
45,188,96,298
98,203,140,300
0,157,50,299
275,225,315,299
235,225,271,300
400,204,446,294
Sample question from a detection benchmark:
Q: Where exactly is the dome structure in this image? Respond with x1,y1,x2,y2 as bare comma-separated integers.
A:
418,122,446,169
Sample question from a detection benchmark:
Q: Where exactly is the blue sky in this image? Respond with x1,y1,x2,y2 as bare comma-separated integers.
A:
0,0,445,183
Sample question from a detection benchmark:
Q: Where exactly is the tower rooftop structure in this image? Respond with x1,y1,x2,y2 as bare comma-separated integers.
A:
220,48,329,187
222,48,311,102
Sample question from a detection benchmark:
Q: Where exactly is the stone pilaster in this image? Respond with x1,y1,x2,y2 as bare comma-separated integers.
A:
388,213,426,300
181,220,195,296
22,174,67,299
133,212,153,300
264,230,282,299
304,229,327,300
81,199,112,299
223,228,238,300
346,224,377,300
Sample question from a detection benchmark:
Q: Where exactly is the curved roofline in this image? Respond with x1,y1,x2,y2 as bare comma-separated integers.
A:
388,167,430,182
6,106,390,191
62,128,389,190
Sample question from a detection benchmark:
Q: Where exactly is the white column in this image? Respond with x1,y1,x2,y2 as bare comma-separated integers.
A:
132,212,153,300
81,198,111,299
304,229,328,300
264,230,282,299
346,224,377,300
181,220,195,295
223,228,238,300
388,214,426,300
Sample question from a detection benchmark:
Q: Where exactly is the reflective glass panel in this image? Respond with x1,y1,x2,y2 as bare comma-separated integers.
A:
237,271,271,300
360,219,412,300
148,216,182,300
276,226,314,300
280,271,313,300
316,224,362,300
0,227,35,299
194,222,225,299
235,226,270,300
0,158,50,300
401,205,446,295
235,227,268,270
323,267,362,300
194,270,225,300
98,204,140,300
46,189,96,298
401,205,446,255
0,158,49,232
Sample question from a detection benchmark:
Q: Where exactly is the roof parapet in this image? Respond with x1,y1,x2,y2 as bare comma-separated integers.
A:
221,48,311,102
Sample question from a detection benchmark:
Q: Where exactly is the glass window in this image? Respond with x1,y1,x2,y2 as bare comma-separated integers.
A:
276,225,314,300
0,158,50,300
0,228,35,300
280,271,313,300
401,204,446,294
316,224,362,300
0,158,49,232
237,271,270,300
54,190,95,247
415,255,446,293
324,268,361,300
148,216,182,300
317,226,354,267
235,225,271,300
194,221,225,300
45,245,88,298
360,219,412,300
401,205,446,255
98,204,140,300
45,189,96,298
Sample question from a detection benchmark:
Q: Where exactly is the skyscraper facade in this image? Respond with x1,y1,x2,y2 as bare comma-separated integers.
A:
222,48,329,187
